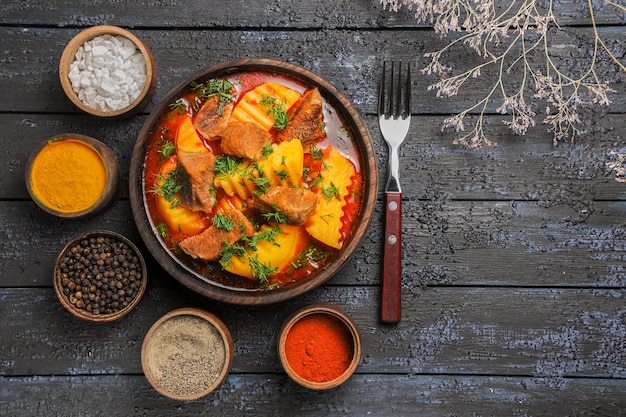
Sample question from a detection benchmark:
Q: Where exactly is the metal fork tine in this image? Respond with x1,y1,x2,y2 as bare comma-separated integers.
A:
394,61,401,119
378,61,387,117
404,62,411,118
379,60,411,119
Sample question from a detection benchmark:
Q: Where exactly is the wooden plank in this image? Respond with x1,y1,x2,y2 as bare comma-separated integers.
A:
399,199,626,288
0,201,143,287
1,114,140,200
1,26,428,114
0,374,624,416
2,199,626,288
0,0,624,28
1,287,624,377
3,112,626,202
2,26,626,115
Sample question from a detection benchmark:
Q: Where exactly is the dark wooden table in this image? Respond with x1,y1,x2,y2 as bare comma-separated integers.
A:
1,1,625,415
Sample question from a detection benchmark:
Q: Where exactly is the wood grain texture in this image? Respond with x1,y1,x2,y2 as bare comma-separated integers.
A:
1,287,625,377
4,112,626,202
2,27,626,114
1,0,624,27
2,198,625,288
1,0,626,414
1,375,625,416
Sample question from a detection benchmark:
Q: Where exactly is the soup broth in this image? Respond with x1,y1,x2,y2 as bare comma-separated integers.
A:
143,71,363,290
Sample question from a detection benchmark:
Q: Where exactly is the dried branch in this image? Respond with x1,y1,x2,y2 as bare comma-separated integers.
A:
382,0,626,148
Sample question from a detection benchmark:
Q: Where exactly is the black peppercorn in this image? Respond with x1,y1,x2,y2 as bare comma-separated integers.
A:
58,234,144,317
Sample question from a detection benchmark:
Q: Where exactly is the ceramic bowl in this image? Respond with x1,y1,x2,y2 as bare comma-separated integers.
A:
129,58,378,305
278,303,361,390
26,133,119,219
53,230,148,322
59,25,157,118
141,308,234,400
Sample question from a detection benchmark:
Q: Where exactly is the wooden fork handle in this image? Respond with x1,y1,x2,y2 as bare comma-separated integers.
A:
380,192,402,324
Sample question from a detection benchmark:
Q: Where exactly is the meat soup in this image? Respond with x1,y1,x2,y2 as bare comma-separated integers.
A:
143,71,363,290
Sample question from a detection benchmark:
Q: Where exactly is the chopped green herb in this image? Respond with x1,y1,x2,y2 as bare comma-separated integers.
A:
215,155,241,175
310,146,324,160
274,169,288,181
169,99,187,115
319,213,334,224
244,225,282,250
260,94,289,130
252,176,271,195
261,281,280,290
289,244,331,271
156,222,169,238
220,242,246,266
212,213,235,231
191,78,235,116
171,243,185,255
262,211,287,224
149,169,182,208
202,263,223,280
261,143,274,158
321,182,340,202
248,255,278,284
157,139,175,158
310,173,323,189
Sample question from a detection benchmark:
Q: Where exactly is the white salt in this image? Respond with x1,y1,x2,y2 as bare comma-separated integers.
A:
68,34,147,112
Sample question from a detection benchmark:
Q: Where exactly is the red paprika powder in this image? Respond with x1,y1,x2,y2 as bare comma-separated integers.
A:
284,313,354,383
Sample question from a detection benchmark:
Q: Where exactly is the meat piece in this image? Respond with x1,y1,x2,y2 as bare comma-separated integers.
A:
275,88,325,147
177,149,217,212
193,94,234,139
179,209,254,261
251,186,318,226
220,120,272,159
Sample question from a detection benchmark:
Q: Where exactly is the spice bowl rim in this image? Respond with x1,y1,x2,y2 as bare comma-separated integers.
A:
59,24,157,119
141,307,234,400
53,229,148,322
26,133,120,219
278,302,362,390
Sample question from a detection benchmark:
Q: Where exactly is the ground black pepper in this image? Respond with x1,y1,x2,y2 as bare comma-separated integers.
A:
143,314,226,398
58,235,143,316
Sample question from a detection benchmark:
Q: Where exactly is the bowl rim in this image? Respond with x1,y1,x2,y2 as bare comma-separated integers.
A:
277,303,362,390
26,133,120,219
129,58,378,305
53,229,147,322
59,25,157,118
140,307,234,400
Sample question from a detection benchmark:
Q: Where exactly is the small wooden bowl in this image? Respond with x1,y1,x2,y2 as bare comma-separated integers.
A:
278,303,361,390
53,230,147,322
26,133,120,219
59,25,157,118
141,308,234,400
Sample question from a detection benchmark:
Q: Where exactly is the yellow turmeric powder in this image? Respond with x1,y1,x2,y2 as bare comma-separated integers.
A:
29,139,107,213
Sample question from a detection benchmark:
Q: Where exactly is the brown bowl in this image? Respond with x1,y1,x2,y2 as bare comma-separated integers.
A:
54,230,147,322
59,25,157,118
278,303,361,390
141,308,234,400
26,133,120,219
129,58,378,305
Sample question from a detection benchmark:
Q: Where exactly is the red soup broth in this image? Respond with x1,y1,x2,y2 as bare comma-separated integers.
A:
143,71,364,290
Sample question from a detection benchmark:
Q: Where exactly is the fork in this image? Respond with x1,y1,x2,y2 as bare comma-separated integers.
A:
378,61,411,324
